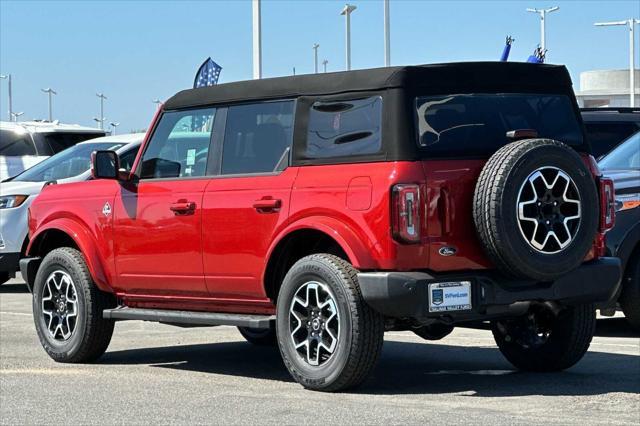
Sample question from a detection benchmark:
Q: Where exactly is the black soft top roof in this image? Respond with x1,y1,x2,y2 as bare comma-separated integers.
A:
164,62,574,110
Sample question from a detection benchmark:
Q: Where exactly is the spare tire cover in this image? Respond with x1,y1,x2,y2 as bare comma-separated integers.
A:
473,139,599,282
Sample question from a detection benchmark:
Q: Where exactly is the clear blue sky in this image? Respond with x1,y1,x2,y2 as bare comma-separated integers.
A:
1,0,638,132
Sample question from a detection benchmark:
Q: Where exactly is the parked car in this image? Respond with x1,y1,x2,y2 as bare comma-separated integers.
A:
20,63,620,392
598,132,640,330
581,107,640,159
0,121,106,181
0,133,143,285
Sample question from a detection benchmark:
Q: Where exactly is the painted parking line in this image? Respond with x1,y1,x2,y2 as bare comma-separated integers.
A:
0,311,31,317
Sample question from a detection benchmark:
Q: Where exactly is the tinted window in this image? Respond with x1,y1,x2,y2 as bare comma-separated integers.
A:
583,122,639,158
13,142,125,182
222,101,294,174
140,108,216,179
40,132,104,154
305,96,382,158
599,132,640,170
416,94,584,157
0,129,36,156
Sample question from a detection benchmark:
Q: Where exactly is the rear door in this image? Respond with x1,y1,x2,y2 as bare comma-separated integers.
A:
112,108,218,296
202,100,296,299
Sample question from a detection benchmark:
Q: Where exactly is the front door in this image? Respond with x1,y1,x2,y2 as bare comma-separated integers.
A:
113,107,219,296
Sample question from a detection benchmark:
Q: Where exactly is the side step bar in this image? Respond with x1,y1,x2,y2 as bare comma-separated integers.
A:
103,307,275,329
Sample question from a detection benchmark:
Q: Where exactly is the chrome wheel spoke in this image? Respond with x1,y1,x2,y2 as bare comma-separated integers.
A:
289,280,341,367
516,167,582,254
41,270,79,342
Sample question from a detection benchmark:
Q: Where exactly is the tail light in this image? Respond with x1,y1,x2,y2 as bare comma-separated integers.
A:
392,184,421,243
599,177,615,232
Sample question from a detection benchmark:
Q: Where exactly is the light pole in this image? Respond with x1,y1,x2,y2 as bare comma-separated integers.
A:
110,122,120,135
384,0,390,66
252,0,262,79
0,74,13,121
10,111,23,122
526,6,559,53
153,99,162,109
41,88,57,122
595,19,640,107
322,59,328,73
313,43,320,73
93,117,105,129
341,4,357,71
96,93,107,130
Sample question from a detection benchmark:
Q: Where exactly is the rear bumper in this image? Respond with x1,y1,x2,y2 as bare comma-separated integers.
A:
357,257,621,323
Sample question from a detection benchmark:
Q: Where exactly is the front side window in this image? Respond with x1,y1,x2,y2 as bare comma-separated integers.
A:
416,94,584,157
140,108,216,179
0,129,36,156
221,101,294,175
599,132,640,170
305,96,382,159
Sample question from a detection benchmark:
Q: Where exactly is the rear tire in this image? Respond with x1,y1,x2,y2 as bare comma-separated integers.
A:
620,254,640,331
276,254,384,392
238,326,277,346
32,247,115,363
492,303,595,371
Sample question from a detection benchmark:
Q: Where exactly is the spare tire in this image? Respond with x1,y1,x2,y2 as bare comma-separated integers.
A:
473,139,598,282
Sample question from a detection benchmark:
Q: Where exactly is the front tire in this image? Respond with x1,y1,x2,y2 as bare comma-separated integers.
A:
276,254,384,392
32,247,115,363
492,303,595,372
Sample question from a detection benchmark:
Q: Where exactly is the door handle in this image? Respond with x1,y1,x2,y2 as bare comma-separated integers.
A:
170,200,196,215
253,198,282,212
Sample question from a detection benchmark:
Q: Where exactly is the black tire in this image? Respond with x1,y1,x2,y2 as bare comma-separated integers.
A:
619,253,640,331
32,247,115,363
492,304,596,372
238,326,277,346
276,254,384,392
474,139,599,281
0,272,10,285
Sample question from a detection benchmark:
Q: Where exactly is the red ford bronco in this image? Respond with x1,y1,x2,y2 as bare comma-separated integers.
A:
22,62,621,392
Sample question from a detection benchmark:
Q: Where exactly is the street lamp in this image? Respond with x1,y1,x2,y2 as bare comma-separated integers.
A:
252,0,262,79
595,19,640,107
10,111,23,122
96,93,107,130
526,6,559,53
41,88,57,122
93,117,105,129
322,59,328,73
0,74,13,121
110,122,120,135
313,43,320,73
340,4,357,71
384,0,391,66
152,99,162,109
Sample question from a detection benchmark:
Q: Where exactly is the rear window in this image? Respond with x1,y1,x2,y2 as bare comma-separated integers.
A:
0,129,36,156
305,96,382,159
416,94,584,157
38,132,105,154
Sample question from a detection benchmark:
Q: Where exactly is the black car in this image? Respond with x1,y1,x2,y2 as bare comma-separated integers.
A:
581,107,640,159
599,132,640,329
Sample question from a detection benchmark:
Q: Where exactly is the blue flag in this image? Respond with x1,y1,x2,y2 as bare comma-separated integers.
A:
194,57,222,88
500,36,514,62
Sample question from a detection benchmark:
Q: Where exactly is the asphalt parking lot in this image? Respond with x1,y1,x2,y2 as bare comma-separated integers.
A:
1,277,638,425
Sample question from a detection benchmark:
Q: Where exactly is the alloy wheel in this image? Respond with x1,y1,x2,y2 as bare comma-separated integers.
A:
41,270,79,341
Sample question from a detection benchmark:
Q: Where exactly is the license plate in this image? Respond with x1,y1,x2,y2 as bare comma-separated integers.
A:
428,281,472,312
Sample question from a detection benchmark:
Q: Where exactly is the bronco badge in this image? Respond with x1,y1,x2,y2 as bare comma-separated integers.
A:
102,202,112,217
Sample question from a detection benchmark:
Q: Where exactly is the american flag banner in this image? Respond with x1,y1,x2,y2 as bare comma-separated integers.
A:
194,57,222,88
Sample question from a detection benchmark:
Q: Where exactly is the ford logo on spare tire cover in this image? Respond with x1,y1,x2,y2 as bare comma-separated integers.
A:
439,247,456,256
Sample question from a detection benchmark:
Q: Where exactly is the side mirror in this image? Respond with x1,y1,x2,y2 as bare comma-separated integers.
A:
91,150,119,180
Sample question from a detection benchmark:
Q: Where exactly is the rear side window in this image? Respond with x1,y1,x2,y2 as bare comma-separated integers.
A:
221,100,294,175
140,108,216,179
42,132,104,154
583,122,639,158
305,96,382,158
0,129,36,156
416,94,584,157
